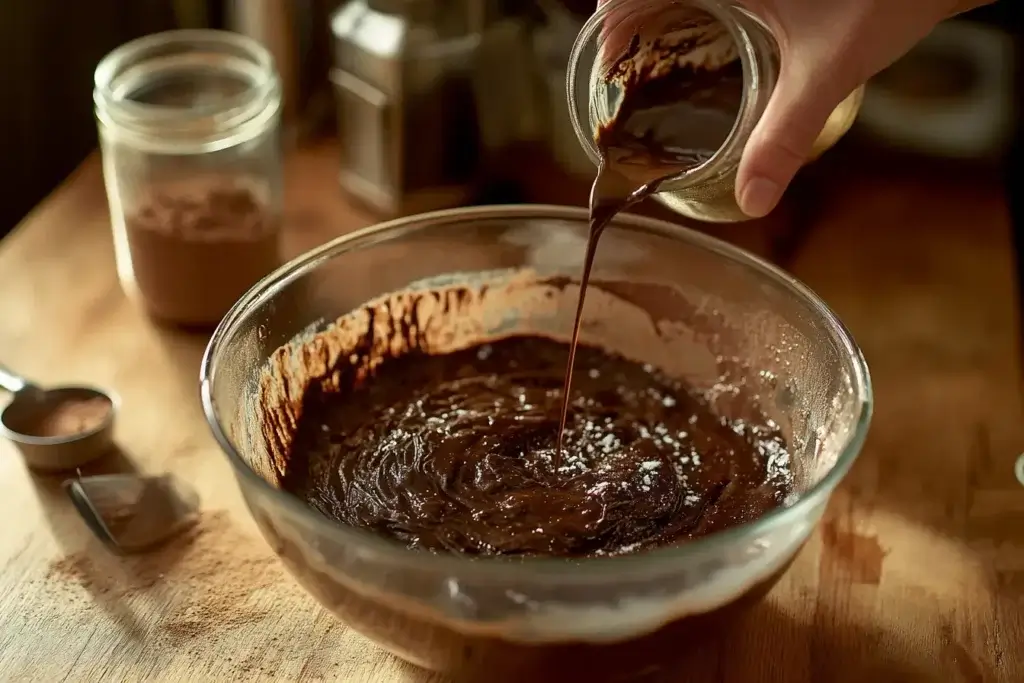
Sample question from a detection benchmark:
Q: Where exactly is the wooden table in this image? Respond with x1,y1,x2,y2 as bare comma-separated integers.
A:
1,142,1021,682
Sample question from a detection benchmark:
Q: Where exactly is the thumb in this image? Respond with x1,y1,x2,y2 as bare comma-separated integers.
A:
735,55,850,218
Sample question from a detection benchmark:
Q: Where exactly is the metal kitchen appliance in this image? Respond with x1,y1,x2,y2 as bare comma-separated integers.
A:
329,0,488,216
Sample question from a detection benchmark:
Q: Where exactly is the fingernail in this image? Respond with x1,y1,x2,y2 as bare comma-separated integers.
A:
740,177,780,218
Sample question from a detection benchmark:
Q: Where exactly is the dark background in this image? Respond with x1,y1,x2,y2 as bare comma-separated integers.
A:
0,0,1017,238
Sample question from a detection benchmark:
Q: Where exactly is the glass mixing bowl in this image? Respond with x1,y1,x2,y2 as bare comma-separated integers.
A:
201,205,872,682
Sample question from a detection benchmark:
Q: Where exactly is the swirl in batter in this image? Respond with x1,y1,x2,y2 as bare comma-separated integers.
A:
280,335,792,557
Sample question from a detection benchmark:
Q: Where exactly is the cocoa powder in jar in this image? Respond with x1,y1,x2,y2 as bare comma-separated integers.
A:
123,179,281,328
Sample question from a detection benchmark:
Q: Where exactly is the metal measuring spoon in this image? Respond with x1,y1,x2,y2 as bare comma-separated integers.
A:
0,363,118,472
64,472,201,555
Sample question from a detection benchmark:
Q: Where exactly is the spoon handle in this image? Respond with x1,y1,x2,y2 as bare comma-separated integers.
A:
0,364,34,394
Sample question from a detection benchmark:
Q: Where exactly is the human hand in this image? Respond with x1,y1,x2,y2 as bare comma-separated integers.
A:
595,0,992,217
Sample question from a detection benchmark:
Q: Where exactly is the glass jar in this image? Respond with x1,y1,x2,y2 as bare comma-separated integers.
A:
94,30,284,328
566,0,864,223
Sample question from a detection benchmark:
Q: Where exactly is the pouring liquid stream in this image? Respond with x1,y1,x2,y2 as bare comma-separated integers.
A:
554,162,685,462
554,123,723,462
553,28,744,465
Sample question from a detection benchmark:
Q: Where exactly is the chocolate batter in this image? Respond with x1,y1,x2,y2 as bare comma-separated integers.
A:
279,335,791,557
259,267,800,679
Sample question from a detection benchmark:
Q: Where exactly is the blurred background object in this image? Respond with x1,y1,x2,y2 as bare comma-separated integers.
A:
0,1,1019,241
226,0,338,140
328,0,488,216
858,20,1015,160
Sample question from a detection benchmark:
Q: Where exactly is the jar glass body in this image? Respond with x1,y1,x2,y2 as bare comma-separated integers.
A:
567,0,864,223
94,30,284,327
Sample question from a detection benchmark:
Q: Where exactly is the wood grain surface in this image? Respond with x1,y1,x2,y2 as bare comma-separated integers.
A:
0,142,1021,682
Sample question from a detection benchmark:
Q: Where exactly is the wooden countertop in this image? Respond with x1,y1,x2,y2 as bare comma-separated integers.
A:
0,141,1021,682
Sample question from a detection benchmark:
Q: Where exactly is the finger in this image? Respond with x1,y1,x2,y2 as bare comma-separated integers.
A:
735,55,849,218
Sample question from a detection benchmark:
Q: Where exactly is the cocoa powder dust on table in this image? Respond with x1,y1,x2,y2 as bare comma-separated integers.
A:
46,510,288,644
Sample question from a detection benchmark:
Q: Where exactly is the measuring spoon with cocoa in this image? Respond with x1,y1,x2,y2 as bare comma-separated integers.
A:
0,363,118,472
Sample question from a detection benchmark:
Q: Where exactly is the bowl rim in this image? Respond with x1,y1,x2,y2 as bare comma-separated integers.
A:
200,204,873,579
